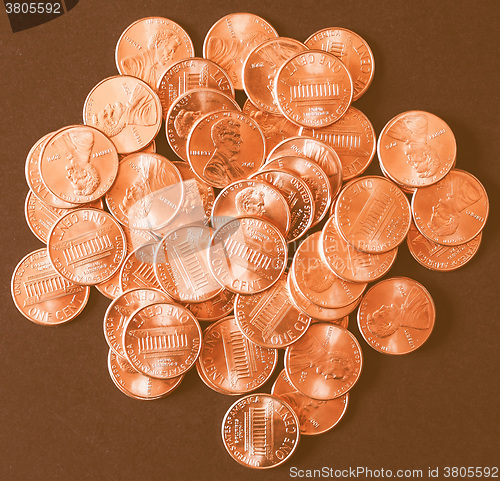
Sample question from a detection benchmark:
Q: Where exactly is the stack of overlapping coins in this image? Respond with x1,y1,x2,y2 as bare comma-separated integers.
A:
12,13,489,469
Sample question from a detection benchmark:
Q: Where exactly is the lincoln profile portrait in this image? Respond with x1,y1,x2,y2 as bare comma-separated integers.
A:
235,188,266,216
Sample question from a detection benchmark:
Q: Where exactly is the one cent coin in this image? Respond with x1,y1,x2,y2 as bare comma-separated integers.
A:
120,242,163,292
94,268,123,300
185,288,235,322
357,277,435,355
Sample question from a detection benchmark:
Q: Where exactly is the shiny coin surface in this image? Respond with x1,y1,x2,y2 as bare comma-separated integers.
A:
304,27,374,101
187,110,266,188
407,222,482,271
235,273,311,348
115,16,194,90
378,110,456,188
272,369,349,435
108,350,183,400
122,225,160,254
221,393,300,469
335,176,411,253
39,125,119,204
357,277,435,355
285,323,362,400
185,288,235,322
47,208,126,285
197,316,278,394
209,217,287,294
275,50,353,127
166,88,241,161
312,316,350,329
11,248,90,325
120,242,163,292
123,301,202,379
204,13,279,90
411,169,488,246
95,268,123,300
242,37,307,114
299,106,376,181
84,75,162,154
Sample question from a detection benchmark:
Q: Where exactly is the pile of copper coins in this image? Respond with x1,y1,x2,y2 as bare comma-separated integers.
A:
12,14,489,469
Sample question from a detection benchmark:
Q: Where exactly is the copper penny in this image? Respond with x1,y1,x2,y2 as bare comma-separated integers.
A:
378,110,456,188
321,214,398,283
118,140,156,162
249,169,314,242
299,106,376,180
157,57,234,118
203,13,279,90
243,99,302,153
108,350,183,400
312,316,350,329
211,179,291,236
292,232,367,309
234,273,312,348
335,175,412,253
122,225,160,254
285,323,362,400
272,369,349,435
187,110,266,188
185,288,235,322
208,217,287,294
166,88,241,161
242,37,307,114
221,393,300,469
39,125,119,204
104,287,172,358
264,156,332,226
11,248,90,325
115,16,194,91
84,75,162,154
357,277,435,355
95,268,123,300
274,50,353,128
411,169,488,246
123,301,202,379
105,152,183,231
120,242,163,292
196,355,232,395
154,225,223,303
197,316,278,395
47,208,126,285
407,222,482,271
304,27,374,101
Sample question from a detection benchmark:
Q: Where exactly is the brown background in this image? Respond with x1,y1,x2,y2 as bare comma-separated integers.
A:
1,1,499,480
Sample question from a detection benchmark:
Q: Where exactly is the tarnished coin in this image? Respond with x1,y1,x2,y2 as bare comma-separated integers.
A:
47,208,126,285
411,169,488,246
221,393,300,469
299,106,376,180
11,248,90,325
243,100,301,152
357,277,435,355
166,88,241,161
157,57,234,118
187,110,266,188
264,156,332,226
108,350,183,400
242,37,308,114
321,214,398,283
249,169,314,242
154,225,223,303
84,75,162,154
378,111,456,188
211,179,291,236
335,176,411,253
185,288,235,322
208,217,287,294
105,153,183,231
285,323,362,400
304,27,374,101
407,222,482,271
275,50,353,127
204,13,279,90
197,316,278,394
234,273,311,348
104,287,172,358
123,301,202,379
115,16,194,90
120,242,163,292
292,232,367,309
39,125,119,204
272,369,349,435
